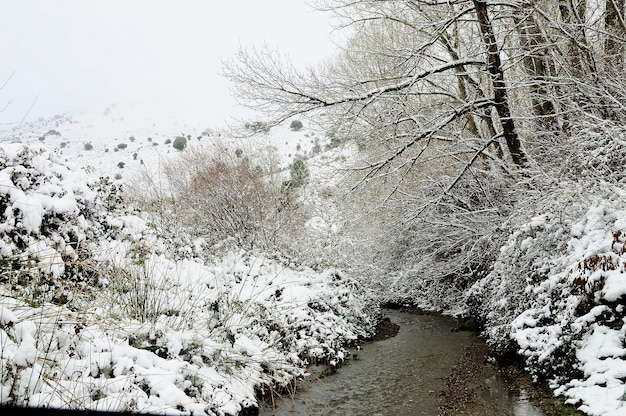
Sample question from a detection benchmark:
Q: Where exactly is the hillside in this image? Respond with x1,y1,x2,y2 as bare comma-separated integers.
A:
1,104,328,180
0,108,379,414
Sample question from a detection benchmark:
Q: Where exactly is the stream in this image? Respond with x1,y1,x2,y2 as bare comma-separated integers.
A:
260,310,546,416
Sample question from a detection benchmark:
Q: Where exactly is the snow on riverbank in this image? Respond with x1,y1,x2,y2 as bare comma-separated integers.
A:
471,188,626,415
0,142,377,414
0,250,374,414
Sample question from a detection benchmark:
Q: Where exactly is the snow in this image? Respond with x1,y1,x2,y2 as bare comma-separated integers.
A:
0,105,330,185
472,196,626,415
9,105,626,415
602,269,626,302
0,116,376,414
0,247,374,413
0,306,17,326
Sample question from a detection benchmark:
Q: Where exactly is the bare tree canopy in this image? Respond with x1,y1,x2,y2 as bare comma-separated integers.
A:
224,0,626,305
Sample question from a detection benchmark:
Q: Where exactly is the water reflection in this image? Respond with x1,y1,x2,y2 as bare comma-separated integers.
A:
484,376,545,416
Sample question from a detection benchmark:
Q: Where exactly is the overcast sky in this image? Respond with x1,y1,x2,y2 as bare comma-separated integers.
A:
0,1,339,127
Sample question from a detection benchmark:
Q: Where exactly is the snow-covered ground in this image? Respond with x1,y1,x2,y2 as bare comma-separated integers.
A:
0,109,378,414
0,249,374,414
4,105,626,415
1,103,329,182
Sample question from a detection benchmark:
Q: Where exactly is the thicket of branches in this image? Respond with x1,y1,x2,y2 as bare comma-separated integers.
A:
127,144,308,257
225,0,626,308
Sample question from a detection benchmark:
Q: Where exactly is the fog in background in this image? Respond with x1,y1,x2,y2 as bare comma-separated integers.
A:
0,0,338,127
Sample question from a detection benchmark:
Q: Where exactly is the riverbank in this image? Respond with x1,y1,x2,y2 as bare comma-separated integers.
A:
439,337,583,415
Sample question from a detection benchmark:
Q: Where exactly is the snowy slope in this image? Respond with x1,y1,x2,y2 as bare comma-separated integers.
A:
0,103,331,183
0,109,377,414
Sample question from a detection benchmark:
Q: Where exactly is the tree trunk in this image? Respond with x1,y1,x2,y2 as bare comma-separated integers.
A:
473,0,528,168
513,10,559,131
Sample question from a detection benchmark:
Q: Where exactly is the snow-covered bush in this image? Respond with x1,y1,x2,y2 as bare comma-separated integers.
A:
467,210,573,359
469,183,626,414
162,146,305,252
530,119,626,186
0,247,376,413
511,199,626,414
0,144,120,307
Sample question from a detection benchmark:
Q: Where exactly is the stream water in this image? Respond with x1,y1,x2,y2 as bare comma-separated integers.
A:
260,310,546,416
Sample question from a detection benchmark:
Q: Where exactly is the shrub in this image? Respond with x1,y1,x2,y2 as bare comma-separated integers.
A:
172,136,187,151
163,146,302,250
84,143,93,150
290,159,309,188
164,139,172,145
117,143,127,149
244,121,270,133
281,159,309,202
290,120,303,131
117,161,125,169
312,140,322,155
0,144,120,306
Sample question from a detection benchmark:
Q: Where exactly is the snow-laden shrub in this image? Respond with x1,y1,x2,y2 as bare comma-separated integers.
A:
467,211,573,359
0,247,377,414
162,145,304,252
469,185,626,415
513,200,626,413
0,144,120,306
530,119,626,185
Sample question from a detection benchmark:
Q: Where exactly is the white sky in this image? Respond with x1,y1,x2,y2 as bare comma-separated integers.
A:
0,1,340,127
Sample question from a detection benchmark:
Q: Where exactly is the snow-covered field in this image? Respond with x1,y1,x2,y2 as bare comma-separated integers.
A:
0,108,378,414
3,103,329,181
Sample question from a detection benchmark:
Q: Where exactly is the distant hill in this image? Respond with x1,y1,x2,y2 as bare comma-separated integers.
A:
0,103,332,183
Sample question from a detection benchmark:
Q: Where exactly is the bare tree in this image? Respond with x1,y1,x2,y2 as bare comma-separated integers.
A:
226,0,526,190
224,0,626,307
